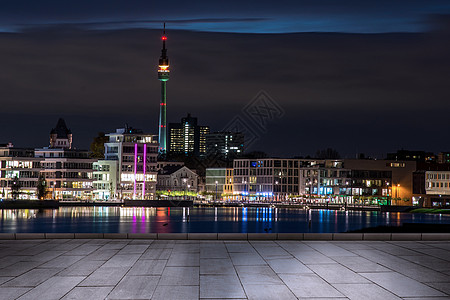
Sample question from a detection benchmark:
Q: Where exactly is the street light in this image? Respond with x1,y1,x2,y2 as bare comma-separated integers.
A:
183,178,187,201
386,181,390,205
215,181,218,205
274,181,279,204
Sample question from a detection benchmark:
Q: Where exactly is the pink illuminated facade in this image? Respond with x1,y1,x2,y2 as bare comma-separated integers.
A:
103,126,159,200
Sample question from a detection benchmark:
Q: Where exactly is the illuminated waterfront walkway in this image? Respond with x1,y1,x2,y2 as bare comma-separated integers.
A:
0,238,449,299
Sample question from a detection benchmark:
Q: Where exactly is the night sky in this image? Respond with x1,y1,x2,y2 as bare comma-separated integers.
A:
1,1,450,158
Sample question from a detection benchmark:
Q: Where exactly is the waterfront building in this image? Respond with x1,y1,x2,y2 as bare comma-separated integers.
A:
168,113,210,156
300,159,417,205
35,147,95,200
92,160,118,200
205,167,234,199
205,131,244,159
156,165,198,193
412,163,450,207
232,158,416,205
0,145,40,199
103,126,159,200
232,158,301,201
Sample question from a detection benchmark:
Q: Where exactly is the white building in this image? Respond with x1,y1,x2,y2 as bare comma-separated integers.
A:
35,148,95,200
157,166,198,193
103,127,158,200
92,160,118,200
425,171,450,196
0,145,40,200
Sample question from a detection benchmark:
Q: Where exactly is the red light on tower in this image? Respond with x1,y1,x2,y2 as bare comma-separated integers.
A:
162,36,167,40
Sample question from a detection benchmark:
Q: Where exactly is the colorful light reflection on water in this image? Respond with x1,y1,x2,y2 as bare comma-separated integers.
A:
0,207,449,233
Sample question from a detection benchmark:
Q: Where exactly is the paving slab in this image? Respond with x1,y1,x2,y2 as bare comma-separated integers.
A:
152,285,199,300
61,287,113,300
107,275,159,299
2,268,62,287
17,276,85,300
235,265,284,285
159,266,199,286
307,263,370,284
200,258,236,274
78,267,129,286
279,273,345,298
333,283,402,300
128,259,167,275
0,287,31,300
243,284,297,300
200,274,246,299
360,272,446,297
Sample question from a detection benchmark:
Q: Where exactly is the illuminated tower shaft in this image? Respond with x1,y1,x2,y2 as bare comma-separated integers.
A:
158,23,170,153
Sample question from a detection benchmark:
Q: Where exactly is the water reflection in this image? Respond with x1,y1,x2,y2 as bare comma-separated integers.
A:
0,207,449,233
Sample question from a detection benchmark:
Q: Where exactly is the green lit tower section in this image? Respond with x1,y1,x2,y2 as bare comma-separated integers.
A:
158,23,169,154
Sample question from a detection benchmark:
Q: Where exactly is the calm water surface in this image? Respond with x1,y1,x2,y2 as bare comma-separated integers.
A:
1,207,449,233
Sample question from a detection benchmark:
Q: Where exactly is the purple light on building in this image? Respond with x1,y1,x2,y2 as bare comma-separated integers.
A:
134,143,138,198
143,144,147,198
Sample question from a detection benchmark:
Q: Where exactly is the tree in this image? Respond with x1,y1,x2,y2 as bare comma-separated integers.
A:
90,132,109,159
11,175,21,200
36,174,47,200
315,148,341,159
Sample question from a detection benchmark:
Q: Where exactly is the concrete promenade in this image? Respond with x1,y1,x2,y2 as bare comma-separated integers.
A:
0,238,449,299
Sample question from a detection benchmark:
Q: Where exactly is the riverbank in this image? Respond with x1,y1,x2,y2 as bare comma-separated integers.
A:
0,199,193,209
1,200,447,214
409,208,450,214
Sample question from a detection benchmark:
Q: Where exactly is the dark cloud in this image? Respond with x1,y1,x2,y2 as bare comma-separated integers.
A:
2,1,450,33
0,25,450,157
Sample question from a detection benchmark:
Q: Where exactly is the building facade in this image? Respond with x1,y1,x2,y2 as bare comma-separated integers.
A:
35,148,95,200
157,165,198,193
205,167,234,199
0,146,40,200
168,114,210,156
103,127,159,200
233,158,301,201
205,131,244,159
92,160,118,200
232,158,417,205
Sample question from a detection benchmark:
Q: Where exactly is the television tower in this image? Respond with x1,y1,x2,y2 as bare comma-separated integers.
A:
158,23,170,154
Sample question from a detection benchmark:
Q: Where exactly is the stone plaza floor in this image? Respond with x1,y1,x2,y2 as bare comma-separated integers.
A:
0,239,449,299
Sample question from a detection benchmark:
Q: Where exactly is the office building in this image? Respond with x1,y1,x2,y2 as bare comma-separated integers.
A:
206,131,244,159
168,113,210,156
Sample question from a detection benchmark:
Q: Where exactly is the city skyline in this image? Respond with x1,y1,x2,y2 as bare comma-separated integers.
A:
1,2,450,158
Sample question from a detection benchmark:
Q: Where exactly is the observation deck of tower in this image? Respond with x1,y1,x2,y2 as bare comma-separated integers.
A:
158,23,169,154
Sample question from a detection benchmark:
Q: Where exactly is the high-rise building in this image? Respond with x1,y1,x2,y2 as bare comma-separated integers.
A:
158,23,170,154
168,114,210,156
206,131,244,159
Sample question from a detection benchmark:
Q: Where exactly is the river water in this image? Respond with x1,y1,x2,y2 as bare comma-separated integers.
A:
1,207,449,233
